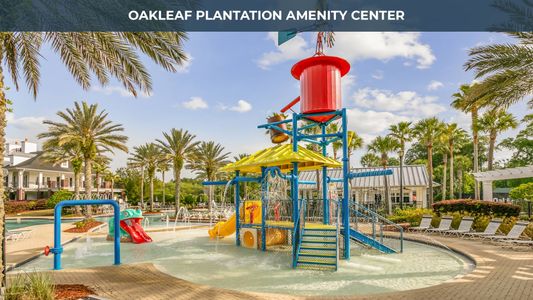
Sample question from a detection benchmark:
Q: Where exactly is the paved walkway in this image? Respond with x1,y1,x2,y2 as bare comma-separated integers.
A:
40,233,533,300
6,223,84,270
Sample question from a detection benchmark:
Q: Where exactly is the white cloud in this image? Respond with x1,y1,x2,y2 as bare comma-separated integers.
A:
6,113,46,131
257,32,435,69
176,52,193,73
352,87,446,117
371,70,384,80
182,97,208,110
346,108,411,135
257,32,309,70
341,74,356,95
427,80,444,91
227,100,253,113
91,85,152,98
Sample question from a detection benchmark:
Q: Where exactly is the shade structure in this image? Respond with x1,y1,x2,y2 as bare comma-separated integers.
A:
219,144,341,174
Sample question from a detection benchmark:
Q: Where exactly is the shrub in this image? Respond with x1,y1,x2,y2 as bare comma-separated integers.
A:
46,190,74,209
388,208,434,226
432,199,520,217
74,218,96,229
5,201,30,214
509,182,533,201
6,272,54,300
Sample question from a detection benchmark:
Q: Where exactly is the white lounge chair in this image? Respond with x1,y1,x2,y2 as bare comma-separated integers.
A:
7,229,32,241
462,218,502,238
409,215,433,232
444,217,475,236
426,216,453,234
483,221,529,241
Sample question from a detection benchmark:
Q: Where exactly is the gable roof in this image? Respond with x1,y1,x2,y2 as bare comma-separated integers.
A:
299,165,431,189
220,144,341,174
6,152,73,173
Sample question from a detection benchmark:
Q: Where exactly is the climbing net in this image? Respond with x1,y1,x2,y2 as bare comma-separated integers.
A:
262,171,292,222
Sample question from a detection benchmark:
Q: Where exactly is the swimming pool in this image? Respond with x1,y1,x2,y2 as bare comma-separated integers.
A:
17,229,474,296
6,218,77,231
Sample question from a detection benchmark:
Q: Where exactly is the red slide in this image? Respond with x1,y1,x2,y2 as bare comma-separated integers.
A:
120,219,153,244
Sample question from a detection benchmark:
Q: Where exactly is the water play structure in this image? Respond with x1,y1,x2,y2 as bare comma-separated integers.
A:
108,209,153,244
206,49,404,271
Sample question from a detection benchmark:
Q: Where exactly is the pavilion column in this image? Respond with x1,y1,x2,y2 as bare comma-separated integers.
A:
482,181,493,201
38,172,43,191
17,170,24,200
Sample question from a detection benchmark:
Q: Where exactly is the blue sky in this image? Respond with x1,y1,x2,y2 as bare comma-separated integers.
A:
5,32,530,176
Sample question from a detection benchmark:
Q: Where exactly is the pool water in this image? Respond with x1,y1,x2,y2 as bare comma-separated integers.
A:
6,218,76,231
17,229,474,296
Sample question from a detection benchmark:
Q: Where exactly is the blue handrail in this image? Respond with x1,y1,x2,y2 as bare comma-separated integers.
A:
349,200,404,253
293,199,307,268
49,200,121,270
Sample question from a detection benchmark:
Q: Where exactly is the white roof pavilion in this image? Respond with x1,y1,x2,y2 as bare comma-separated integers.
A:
473,166,533,200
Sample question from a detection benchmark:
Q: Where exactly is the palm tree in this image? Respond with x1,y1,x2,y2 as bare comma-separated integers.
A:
157,158,171,207
412,118,444,207
128,145,148,209
360,153,381,167
479,110,518,170
41,142,83,198
465,32,533,108
441,123,468,199
93,157,110,197
0,32,188,284
233,153,249,199
157,129,199,215
435,136,449,200
129,144,163,211
104,170,120,199
187,141,230,214
327,123,342,160
39,102,128,201
367,136,399,214
454,155,472,199
451,84,485,199
388,121,412,209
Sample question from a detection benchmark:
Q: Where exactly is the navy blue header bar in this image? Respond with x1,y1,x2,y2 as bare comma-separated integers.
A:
0,0,531,31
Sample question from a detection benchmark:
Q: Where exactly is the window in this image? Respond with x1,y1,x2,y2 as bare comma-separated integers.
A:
391,192,411,203
60,162,68,168
69,178,73,187
23,174,28,188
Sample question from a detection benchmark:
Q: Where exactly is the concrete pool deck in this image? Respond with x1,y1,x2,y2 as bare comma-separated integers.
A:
35,232,533,300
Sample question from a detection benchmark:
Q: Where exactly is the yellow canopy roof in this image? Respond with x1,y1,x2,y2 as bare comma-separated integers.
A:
220,144,341,174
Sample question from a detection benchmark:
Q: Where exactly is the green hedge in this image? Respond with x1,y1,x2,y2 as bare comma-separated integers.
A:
46,190,74,208
432,199,520,217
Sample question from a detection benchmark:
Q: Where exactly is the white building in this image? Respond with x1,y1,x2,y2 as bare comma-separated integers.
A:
299,165,431,209
3,140,117,200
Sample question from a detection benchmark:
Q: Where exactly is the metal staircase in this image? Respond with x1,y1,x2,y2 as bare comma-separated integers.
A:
296,228,338,271
294,199,340,271
344,200,403,254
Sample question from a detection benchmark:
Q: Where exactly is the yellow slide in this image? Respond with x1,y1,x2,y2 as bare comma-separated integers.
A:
208,213,236,238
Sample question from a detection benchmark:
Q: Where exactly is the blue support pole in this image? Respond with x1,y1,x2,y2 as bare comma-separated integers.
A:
51,200,120,270
341,108,350,259
321,123,329,225
261,167,267,251
235,171,241,247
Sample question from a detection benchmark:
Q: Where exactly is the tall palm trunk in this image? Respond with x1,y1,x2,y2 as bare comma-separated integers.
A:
442,153,448,200
488,130,497,171
74,171,81,214
161,170,166,207
84,158,93,216
382,155,391,215
457,165,463,199
140,166,145,209
110,178,114,199
96,172,100,196
427,145,434,207
149,176,154,211
0,53,8,287
174,168,181,216
449,144,455,199
399,151,404,210
472,108,480,199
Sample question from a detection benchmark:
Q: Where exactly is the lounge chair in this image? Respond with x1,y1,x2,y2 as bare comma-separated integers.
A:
462,218,503,238
444,217,475,236
409,215,433,232
483,221,529,241
7,229,32,241
426,216,453,234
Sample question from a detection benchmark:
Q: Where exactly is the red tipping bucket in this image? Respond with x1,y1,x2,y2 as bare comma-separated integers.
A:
291,56,350,122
